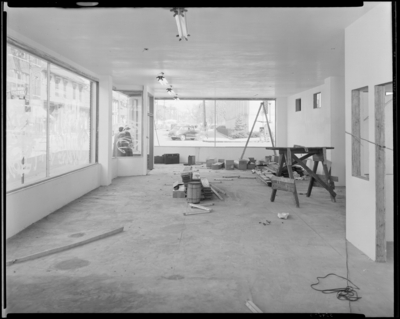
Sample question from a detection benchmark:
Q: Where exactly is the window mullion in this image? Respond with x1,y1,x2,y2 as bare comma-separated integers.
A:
46,62,50,177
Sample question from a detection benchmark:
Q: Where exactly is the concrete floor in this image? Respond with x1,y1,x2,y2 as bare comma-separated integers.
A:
6,164,394,315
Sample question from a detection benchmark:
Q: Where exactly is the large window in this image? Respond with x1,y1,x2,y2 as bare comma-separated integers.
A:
154,99,275,147
6,43,94,192
111,91,142,156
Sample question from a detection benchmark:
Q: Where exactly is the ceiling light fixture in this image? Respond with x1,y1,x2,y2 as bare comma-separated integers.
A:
156,72,168,85
171,7,190,41
76,2,99,6
386,92,393,95
167,86,176,95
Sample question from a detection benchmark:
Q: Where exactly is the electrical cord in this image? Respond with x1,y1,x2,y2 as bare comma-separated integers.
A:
310,273,361,302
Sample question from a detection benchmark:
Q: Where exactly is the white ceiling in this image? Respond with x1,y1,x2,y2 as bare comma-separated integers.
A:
6,4,380,98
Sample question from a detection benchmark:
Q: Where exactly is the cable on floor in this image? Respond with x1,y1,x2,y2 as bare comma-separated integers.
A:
310,273,361,302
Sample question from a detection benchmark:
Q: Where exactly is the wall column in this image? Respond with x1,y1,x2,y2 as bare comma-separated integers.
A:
98,75,113,185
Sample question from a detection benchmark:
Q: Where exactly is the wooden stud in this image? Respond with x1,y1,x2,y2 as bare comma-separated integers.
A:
375,85,386,262
210,186,224,201
6,227,124,266
188,203,211,212
352,89,362,176
209,184,226,195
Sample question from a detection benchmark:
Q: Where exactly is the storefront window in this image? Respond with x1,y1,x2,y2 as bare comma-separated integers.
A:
111,91,142,156
154,99,276,147
6,43,94,192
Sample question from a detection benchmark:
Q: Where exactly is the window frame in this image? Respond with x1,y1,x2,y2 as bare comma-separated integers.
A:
313,92,321,109
154,98,276,148
6,39,99,194
295,98,301,112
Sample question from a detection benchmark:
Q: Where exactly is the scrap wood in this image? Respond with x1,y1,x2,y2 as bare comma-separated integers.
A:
199,202,215,207
214,178,234,181
184,209,212,216
246,300,263,313
6,227,124,266
222,175,240,178
209,184,226,195
188,203,212,212
210,186,224,201
239,176,256,179
209,181,222,183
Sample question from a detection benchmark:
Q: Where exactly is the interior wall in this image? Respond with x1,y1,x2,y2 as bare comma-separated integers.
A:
112,158,118,180
6,164,101,239
286,77,345,185
154,146,275,164
275,97,288,147
345,2,392,260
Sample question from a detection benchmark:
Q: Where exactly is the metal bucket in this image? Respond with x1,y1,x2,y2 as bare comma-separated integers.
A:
186,182,202,204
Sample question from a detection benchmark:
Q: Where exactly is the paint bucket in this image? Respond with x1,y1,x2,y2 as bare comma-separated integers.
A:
188,155,196,165
186,182,202,204
206,159,214,168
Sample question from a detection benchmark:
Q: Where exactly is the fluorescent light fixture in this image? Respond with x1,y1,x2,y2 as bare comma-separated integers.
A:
171,7,190,41
76,2,99,6
167,86,175,95
386,92,393,95
156,72,168,85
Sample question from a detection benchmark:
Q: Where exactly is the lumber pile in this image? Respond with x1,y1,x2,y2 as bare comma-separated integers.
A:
200,178,213,200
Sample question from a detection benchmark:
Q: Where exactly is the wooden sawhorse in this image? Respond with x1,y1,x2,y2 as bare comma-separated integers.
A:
265,147,337,207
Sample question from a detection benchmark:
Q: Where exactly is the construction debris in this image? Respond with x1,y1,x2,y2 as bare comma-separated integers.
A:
214,178,234,181
188,203,212,212
209,184,226,195
277,213,290,219
212,162,224,170
246,300,263,313
184,210,212,216
210,186,224,201
200,178,213,200
6,227,124,266
222,175,240,178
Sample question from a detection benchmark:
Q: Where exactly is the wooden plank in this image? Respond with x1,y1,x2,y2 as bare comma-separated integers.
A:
239,176,256,179
184,209,212,216
316,174,338,182
321,160,336,202
375,85,386,262
246,300,263,313
270,176,295,193
209,184,226,195
222,175,240,178
286,148,300,207
188,203,211,212
270,152,285,202
214,178,234,181
293,154,337,198
352,89,362,176
307,161,318,196
312,153,325,161
6,227,124,266
210,186,224,201
200,178,210,188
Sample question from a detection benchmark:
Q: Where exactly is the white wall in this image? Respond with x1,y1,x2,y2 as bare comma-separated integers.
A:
112,158,118,180
154,146,275,163
6,164,101,239
345,3,392,260
286,77,345,185
275,97,288,147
